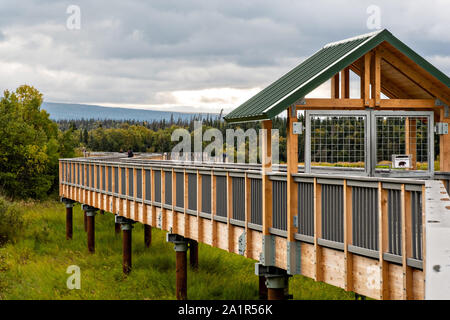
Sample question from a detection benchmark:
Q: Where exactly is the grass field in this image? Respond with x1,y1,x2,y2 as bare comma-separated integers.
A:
0,200,355,300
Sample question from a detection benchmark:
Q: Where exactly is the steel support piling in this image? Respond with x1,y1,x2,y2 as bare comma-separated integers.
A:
86,209,96,253
167,234,188,300
144,224,152,248
189,239,198,270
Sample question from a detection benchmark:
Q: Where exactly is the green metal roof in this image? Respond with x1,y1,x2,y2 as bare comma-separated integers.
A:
224,29,450,123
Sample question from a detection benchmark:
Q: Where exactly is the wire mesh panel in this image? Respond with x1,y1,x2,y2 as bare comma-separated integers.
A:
165,171,172,205
81,164,84,186
216,176,227,217
61,163,65,182
411,190,423,260
90,165,94,188
153,170,161,203
250,178,262,225
201,174,211,214
144,169,151,201
232,177,245,221
121,168,126,195
176,172,184,208
77,164,80,185
297,182,314,236
321,184,344,242
352,187,378,250
388,189,402,256
136,169,142,199
308,114,367,170
375,115,430,172
188,173,197,211
272,180,287,231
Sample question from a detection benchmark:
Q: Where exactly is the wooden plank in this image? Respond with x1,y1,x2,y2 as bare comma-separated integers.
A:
341,67,350,99
343,180,353,291
314,178,323,281
261,120,273,236
372,50,381,106
401,185,413,299
363,53,371,106
440,108,450,171
287,106,299,242
379,182,389,299
331,73,340,98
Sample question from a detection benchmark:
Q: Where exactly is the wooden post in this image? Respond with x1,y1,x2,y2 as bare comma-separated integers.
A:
245,173,252,258
184,170,189,237
261,120,273,236
379,183,389,299
331,73,340,99
341,67,350,99
343,180,353,291
401,185,413,299
362,53,371,106
94,165,98,208
197,170,203,243
161,169,166,230
133,168,138,219
287,107,298,243
111,166,116,214
440,108,450,172
211,173,217,247
372,50,381,106
125,168,130,218
151,169,156,227
171,168,177,234
405,118,418,170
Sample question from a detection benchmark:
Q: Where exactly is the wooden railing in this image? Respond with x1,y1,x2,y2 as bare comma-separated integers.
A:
59,156,435,299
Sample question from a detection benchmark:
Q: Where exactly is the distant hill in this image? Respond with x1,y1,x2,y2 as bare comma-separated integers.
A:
41,102,218,121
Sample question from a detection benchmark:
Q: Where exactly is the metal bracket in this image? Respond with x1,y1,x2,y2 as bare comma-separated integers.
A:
60,197,75,207
166,233,188,252
238,231,246,256
157,212,162,228
286,241,301,275
115,215,134,225
436,99,449,118
436,122,449,135
260,235,276,266
293,216,298,228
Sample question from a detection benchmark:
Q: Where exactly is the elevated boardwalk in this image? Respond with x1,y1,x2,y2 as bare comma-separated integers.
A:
58,155,450,299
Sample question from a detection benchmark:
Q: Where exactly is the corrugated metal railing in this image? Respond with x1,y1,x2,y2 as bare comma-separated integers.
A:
352,186,378,251
388,189,402,256
272,180,287,231
250,178,262,225
165,171,172,205
321,184,344,243
60,158,432,268
232,177,245,221
201,174,211,214
215,175,227,217
297,182,314,237
188,173,197,211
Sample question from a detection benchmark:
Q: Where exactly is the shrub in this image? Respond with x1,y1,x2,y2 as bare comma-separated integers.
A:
0,197,24,246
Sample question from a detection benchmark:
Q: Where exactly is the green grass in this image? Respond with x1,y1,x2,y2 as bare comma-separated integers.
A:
0,201,355,300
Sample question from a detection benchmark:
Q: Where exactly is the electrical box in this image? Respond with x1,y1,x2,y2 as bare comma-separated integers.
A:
292,122,303,134
436,122,449,135
392,154,412,169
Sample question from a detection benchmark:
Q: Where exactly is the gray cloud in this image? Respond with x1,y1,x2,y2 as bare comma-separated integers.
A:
0,0,448,112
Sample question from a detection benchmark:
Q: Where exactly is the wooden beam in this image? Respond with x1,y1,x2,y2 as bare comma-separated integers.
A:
379,48,450,105
287,107,298,243
331,73,340,99
363,53,371,106
372,50,381,106
341,67,350,99
401,185,413,299
261,120,273,236
379,183,389,300
295,98,436,110
343,180,353,292
440,108,450,172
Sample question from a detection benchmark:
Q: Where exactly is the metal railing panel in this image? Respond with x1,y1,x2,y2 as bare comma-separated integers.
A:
250,178,262,225
272,180,287,231
144,169,151,201
321,184,344,243
165,171,172,205
298,182,314,236
232,177,245,221
216,176,227,217
176,172,184,208
101,166,106,191
352,186,379,251
136,168,142,199
154,170,161,203
411,190,423,260
201,174,211,214
188,173,197,211
388,189,402,256
107,166,112,192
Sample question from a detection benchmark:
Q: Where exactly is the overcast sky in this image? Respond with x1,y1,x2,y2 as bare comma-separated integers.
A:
0,0,449,113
